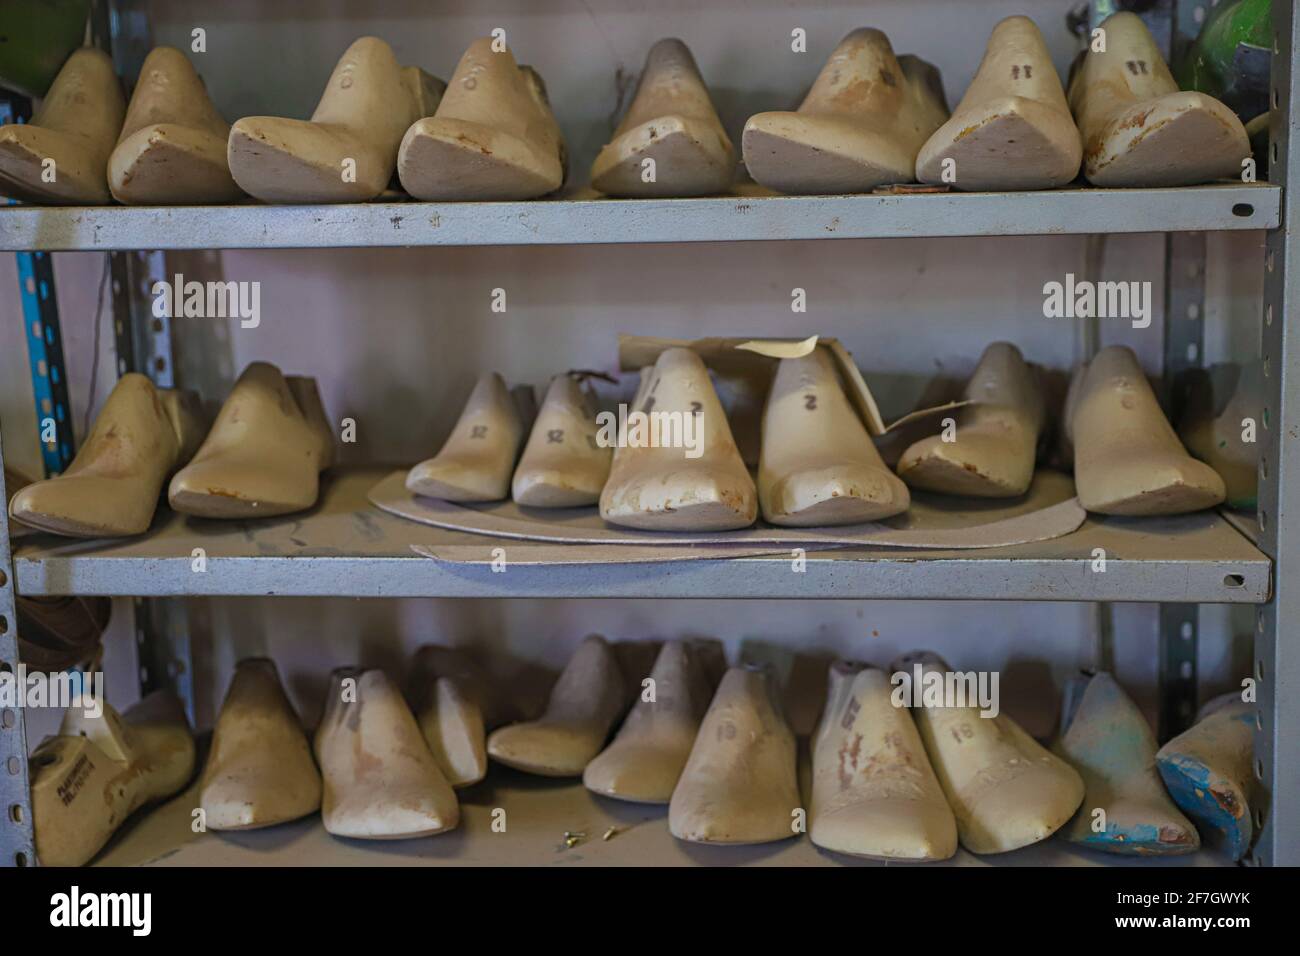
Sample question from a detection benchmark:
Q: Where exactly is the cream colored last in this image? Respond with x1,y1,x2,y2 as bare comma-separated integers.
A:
743,29,947,195
897,342,1044,498
407,371,525,502
759,347,909,525
590,38,734,198
810,661,958,861
512,374,612,507
199,658,322,831
316,668,459,839
600,348,757,531
31,692,194,867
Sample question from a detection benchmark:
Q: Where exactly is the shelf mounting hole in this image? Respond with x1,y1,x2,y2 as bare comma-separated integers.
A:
1231,203,1254,218
1223,574,1245,588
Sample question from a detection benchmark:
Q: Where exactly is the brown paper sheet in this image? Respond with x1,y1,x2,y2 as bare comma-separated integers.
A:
616,333,968,442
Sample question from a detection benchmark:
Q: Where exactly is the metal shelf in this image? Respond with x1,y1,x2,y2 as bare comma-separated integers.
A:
11,468,1271,602
0,183,1280,251
95,766,1232,868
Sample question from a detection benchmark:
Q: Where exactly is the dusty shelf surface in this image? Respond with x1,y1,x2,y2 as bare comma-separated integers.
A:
95,767,1231,869
12,468,1270,602
0,183,1279,250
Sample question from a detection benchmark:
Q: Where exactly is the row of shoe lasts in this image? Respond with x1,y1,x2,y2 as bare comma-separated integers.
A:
407,341,1242,533
29,637,1255,865
9,363,333,538
746,12,1249,194
0,12,1250,207
9,337,1246,541
0,36,555,205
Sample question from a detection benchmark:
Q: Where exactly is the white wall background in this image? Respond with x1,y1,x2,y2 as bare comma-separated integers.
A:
0,0,1262,738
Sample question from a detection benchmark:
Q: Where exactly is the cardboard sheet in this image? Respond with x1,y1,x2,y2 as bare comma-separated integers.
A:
369,469,1086,553
412,542,804,565
615,333,966,465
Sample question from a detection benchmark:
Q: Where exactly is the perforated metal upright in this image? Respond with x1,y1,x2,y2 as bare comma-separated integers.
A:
98,7,195,726
0,441,35,867
1250,0,1300,867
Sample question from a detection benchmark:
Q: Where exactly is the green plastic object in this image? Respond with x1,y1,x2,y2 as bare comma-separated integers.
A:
0,0,91,98
1176,0,1271,122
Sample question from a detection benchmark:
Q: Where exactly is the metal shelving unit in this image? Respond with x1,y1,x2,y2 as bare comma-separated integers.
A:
1,0,1297,868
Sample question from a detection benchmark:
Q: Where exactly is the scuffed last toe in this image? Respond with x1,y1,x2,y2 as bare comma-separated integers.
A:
591,38,734,197
1069,12,1248,187
1156,694,1254,860
1056,672,1199,855
109,46,243,204
0,48,124,205
916,16,1080,190
1086,93,1251,187
398,39,564,201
